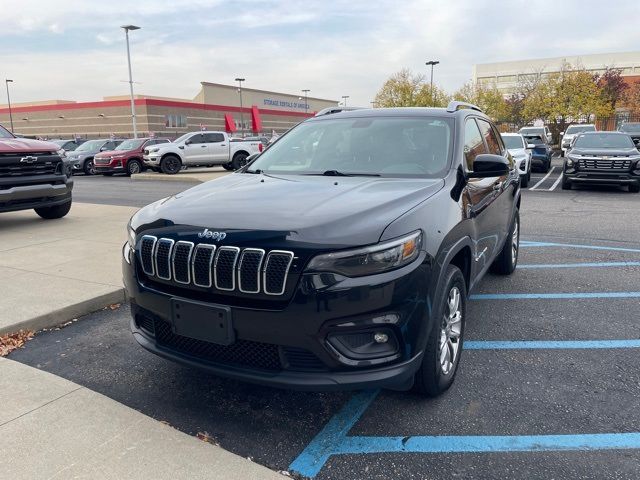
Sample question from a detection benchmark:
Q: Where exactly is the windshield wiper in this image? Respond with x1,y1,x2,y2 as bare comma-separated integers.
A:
245,169,263,174
307,170,381,177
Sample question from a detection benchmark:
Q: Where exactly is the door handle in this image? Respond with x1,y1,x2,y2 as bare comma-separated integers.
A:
220,144,226,146
201,145,207,148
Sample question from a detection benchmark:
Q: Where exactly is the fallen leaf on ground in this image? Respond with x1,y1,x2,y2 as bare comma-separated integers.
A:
108,303,121,310
0,330,34,357
196,431,220,446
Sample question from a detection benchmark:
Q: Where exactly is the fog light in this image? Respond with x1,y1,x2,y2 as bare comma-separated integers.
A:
374,332,389,343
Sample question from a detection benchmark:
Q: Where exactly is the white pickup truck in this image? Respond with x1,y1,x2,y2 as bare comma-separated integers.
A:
142,131,262,174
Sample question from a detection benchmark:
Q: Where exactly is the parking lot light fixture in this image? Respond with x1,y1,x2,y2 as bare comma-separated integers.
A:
302,89,310,114
121,25,141,139
5,79,14,133
235,78,245,136
341,95,349,107
425,60,440,107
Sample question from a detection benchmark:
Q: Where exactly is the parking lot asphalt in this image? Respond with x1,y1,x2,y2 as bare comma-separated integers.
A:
9,160,640,479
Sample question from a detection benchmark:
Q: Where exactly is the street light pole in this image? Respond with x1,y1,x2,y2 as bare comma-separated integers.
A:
5,79,14,133
341,95,349,107
425,60,440,107
235,78,245,136
121,25,141,138
302,89,310,114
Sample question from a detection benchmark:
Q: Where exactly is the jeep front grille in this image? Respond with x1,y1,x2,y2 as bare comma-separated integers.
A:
139,236,294,296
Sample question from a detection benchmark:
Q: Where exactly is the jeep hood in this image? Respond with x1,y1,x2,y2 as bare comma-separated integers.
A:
132,173,444,248
0,137,58,153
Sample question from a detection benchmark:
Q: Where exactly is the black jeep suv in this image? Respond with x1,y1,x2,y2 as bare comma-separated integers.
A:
123,102,521,396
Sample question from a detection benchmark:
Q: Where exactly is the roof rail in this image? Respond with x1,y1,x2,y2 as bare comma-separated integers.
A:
315,106,363,117
446,101,483,113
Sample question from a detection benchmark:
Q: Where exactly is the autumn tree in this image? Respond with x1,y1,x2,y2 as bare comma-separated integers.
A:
623,81,640,113
451,82,510,120
596,67,629,111
374,69,449,108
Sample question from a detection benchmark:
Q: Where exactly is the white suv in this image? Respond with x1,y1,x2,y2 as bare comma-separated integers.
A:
560,124,596,156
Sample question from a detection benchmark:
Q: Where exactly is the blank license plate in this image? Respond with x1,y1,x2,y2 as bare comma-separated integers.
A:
170,298,235,346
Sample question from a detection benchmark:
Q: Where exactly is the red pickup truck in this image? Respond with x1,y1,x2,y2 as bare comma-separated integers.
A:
0,123,73,218
94,137,170,176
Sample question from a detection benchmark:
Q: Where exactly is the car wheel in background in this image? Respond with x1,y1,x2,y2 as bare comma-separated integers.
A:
127,159,142,176
83,159,96,175
34,200,72,219
629,184,640,193
231,153,248,170
562,176,572,190
160,155,181,175
222,163,234,171
490,210,519,275
413,264,466,397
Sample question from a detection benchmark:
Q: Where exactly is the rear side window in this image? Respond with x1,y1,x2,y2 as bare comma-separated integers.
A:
463,119,486,170
204,133,225,143
477,119,502,155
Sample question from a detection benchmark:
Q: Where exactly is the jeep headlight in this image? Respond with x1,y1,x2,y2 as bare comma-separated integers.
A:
305,231,422,277
123,221,136,264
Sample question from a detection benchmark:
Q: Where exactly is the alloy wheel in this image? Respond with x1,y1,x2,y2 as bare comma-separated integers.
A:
511,217,519,264
439,286,462,375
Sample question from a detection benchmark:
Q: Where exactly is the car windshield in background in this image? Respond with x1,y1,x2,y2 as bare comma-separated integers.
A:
519,127,544,135
566,125,596,134
51,139,68,146
0,124,14,139
524,135,544,145
573,133,635,149
503,136,524,149
116,139,145,151
75,140,104,152
247,116,453,177
173,133,192,144
619,123,640,133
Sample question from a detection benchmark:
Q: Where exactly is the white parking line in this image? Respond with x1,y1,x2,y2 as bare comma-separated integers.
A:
549,173,563,191
529,167,556,191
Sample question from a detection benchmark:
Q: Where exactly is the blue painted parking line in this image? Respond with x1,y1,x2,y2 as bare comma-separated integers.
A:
519,261,640,269
470,292,640,300
520,240,640,253
336,433,640,455
465,339,640,349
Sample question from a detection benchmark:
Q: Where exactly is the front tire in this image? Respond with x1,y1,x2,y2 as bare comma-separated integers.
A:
561,176,572,190
222,163,235,171
83,158,96,175
35,200,72,219
490,210,519,275
160,155,181,175
127,159,142,176
629,183,640,193
413,264,466,397
231,152,249,170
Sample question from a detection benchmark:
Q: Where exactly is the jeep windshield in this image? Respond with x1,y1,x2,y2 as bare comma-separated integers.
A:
573,133,635,149
0,124,14,139
246,116,453,177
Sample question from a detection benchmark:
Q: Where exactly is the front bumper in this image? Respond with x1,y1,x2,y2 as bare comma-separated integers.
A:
143,155,161,165
0,174,73,213
123,250,432,391
95,159,126,173
564,165,640,186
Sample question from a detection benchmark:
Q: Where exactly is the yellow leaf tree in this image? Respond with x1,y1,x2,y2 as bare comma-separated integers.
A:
374,69,450,108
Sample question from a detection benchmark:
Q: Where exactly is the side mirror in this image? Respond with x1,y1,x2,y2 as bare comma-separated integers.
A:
560,131,564,136
526,144,536,149
469,154,510,178
184,140,191,145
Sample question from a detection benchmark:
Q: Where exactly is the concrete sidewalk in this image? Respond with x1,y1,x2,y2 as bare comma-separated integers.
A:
132,167,230,184
0,202,136,335
0,357,283,480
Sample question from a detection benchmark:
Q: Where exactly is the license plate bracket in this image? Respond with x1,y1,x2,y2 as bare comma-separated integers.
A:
170,298,235,346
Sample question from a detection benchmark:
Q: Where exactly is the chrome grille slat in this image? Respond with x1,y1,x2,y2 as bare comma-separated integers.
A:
263,251,294,296
140,237,293,296
172,241,194,284
238,248,265,293
191,244,216,288
214,246,240,291
139,235,157,276
578,158,631,170
155,239,175,280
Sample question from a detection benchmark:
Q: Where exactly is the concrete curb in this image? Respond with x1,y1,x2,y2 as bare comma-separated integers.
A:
131,173,204,184
0,288,125,335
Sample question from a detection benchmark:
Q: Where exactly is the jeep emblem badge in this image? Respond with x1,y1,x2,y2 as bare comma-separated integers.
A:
198,228,226,241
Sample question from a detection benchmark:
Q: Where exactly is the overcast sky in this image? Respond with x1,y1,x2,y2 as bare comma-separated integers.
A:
2,0,640,107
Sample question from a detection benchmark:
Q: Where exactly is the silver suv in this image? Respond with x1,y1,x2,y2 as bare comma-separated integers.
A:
66,138,124,175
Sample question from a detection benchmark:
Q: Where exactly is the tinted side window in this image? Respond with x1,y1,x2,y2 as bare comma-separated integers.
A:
204,133,225,143
188,134,205,144
492,126,506,154
463,119,486,170
477,120,501,155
